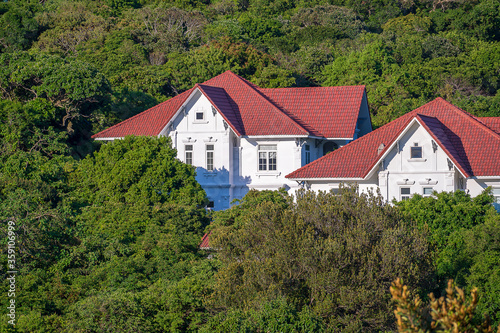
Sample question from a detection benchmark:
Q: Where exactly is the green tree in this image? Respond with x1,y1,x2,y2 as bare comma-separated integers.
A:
209,187,433,332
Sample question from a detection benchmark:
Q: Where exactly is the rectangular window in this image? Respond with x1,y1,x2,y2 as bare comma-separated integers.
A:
305,145,311,164
493,188,500,204
423,187,433,197
196,112,204,120
401,187,411,200
258,145,277,171
411,143,422,159
185,145,193,165
206,144,214,171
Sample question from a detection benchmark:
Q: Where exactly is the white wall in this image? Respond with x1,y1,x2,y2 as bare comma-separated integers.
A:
166,90,234,210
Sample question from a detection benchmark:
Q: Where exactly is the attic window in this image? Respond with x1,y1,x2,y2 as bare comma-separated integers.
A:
196,112,204,120
411,143,422,159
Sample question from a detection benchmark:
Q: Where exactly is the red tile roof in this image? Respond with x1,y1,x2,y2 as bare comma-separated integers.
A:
199,231,211,250
286,98,500,179
92,71,366,139
92,88,194,139
260,86,366,138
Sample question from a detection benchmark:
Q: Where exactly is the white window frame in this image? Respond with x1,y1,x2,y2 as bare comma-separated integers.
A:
258,144,277,171
206,144,214,171
400,187,411,200
185,145,193,165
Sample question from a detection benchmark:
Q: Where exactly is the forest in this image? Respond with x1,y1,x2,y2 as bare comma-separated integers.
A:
0,0,499,331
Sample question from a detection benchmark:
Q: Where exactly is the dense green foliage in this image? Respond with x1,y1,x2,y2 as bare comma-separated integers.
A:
1,0,500,331
208,187,433,332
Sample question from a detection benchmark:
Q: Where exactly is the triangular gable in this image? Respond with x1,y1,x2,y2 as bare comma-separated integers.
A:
157,84,243,137
363,116,470,179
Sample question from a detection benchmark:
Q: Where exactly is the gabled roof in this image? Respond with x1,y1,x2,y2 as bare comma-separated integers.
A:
92,71,366,139
286,98,500,179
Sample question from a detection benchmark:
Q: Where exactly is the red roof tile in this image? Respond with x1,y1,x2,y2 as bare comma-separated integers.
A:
199,231,211,250
92,71,366,139
286,98,500,179
260,86,366,138
92,88,193,139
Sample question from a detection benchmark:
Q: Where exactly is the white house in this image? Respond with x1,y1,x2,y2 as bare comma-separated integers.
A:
92,71,372,210
286,98,500,209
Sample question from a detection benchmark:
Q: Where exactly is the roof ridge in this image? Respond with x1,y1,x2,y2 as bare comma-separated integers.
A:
226,71,310,135
91,89,193,138
436,97,500,140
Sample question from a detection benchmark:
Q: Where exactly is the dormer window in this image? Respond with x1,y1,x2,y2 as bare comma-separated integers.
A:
195,112,204,121
411,143,422,159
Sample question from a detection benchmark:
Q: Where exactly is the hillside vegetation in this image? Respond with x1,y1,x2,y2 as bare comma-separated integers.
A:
1,0,500,331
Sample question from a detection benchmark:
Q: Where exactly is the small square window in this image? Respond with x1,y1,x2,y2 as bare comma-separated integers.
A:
411,144,422,159
196,112,204,120
207,201,215,208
